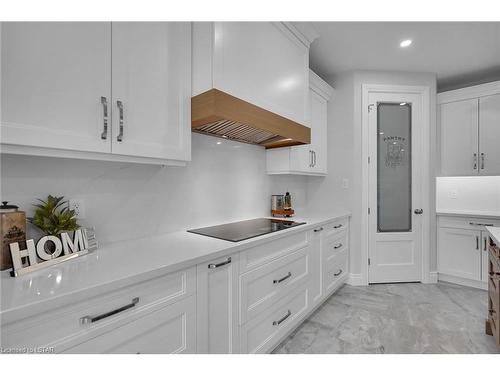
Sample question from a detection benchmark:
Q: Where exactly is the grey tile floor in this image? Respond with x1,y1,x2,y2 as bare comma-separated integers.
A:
273,282,499,354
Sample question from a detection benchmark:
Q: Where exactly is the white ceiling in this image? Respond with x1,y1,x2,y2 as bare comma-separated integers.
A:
308,22,500,91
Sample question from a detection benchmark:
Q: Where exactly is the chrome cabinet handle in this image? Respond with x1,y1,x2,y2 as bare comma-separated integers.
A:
481,153,485,170
208,257,231,269
334,243,343,249
333,224,343,229
469,222,494,227
473,153,477,170
273,309,291,326
484,237,487,251
309,150,313,167
117,100,124,142
312,151,316,167
476,236,479,250
314,227,324,233
100,96,108,140
273,272,292,284
334,269,343,277
80,297,139,325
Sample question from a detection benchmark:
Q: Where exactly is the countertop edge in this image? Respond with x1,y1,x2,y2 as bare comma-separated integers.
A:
436,210,500,220
486,227,500,246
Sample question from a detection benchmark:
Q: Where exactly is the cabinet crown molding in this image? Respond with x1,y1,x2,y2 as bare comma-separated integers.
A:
438,80,500,104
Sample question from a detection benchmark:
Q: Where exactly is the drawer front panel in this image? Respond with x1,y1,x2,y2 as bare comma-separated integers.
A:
322,218,349,238
2,267,196,350
324,249,348,295
323,229,348,263
488,294,500,347
489,237,500,261
239,245,310,324
240,287,308,354
239,230,309,273
439,216,500,231
64,295,196,354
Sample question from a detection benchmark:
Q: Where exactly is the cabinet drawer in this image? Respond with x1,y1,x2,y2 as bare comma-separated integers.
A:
240,287,309,354
1,267,196,351
322,218,349,238
239,245,310,324
323,230,348,263
488,294,500,347
324,249,348,295
489,237,500,260
239,230,309,273
63,295,196,353
439,216,500,230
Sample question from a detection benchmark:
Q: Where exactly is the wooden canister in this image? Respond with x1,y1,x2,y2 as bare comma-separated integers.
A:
0,201,26,271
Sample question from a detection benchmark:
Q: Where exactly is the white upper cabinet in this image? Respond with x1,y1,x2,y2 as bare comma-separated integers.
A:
111,22,191,161
438,81,500,176
1,22,112,153
1,22,191,165
192,22,313,126
266,70,334,176
439,98,479,176
478,93,500,175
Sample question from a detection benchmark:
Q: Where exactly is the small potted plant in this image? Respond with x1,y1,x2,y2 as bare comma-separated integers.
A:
28,195,80,253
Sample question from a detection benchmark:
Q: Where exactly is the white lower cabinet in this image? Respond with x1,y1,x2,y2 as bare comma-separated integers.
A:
196,254,240,354
437,215,500,289
1,217,351,354
64,296,196,354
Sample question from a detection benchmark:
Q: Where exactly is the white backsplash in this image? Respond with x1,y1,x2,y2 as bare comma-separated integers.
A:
436,176,500,214
1,134,308,245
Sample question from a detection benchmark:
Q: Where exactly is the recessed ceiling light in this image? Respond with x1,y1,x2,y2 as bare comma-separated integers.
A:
400,39,412,48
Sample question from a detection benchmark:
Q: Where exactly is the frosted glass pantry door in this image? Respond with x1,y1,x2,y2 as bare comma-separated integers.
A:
368,92,424,284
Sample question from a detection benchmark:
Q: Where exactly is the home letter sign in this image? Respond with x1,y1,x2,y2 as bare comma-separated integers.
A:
9,228,95,277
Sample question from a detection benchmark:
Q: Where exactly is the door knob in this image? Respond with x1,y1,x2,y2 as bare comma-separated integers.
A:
414,209,423,214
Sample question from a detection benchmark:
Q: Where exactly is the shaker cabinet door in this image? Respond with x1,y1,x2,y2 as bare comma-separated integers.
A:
1,22,112,153
439,99,479,176
478,93,500,176
110,22,191,161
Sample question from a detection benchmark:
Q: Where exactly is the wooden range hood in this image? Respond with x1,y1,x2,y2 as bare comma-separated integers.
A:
191,89,310,149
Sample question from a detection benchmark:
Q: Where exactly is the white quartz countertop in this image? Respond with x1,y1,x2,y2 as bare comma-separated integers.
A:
0,213,349,322
487,227,500,246
436,209,500,219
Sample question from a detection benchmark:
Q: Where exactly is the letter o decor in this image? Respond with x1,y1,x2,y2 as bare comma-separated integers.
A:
36,235,63,260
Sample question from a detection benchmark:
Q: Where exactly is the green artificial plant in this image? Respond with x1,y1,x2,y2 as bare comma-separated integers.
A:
28,195,80,236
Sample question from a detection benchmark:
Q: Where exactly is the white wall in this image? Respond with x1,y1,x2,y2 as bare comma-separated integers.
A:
437,176,500,214
1,133,308,245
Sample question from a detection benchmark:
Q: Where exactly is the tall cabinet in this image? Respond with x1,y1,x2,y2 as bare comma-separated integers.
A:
438,81,500,176
1,22,191,165
266,70,334,176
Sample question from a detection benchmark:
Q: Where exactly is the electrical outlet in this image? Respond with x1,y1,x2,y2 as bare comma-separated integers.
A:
449,189,458,199
342,178,349,189
69,199,86,219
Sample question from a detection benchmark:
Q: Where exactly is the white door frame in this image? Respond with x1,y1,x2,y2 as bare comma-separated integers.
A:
361,84,431,285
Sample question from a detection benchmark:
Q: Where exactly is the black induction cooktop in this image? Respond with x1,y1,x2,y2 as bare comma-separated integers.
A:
187,218,306,242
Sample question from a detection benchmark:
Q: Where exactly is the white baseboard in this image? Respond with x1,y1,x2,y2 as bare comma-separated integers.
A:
346,273,365,286
438,273,487,290
426,271,438,284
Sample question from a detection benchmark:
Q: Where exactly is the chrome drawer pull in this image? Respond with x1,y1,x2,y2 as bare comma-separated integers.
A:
117,100,124,142
100,96,108,140
469,222,493,227
273,309,291,326
334,243,342,249
333,224,343,229
314,227,323,232
80,297,139,325
334,269,343,277
208,257,231,269
273,272,292,284
473,153,477,170
481,153,485,170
